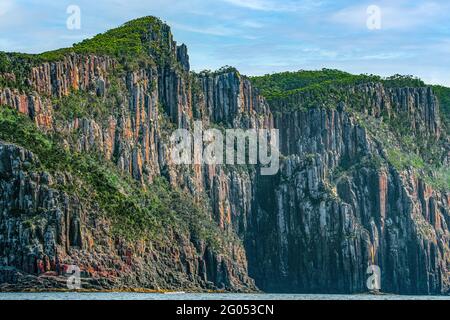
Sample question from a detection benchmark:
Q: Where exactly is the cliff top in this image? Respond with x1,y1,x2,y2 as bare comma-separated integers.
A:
0,16,449,128
251,69,426,100
0,16,174,68
251,69,450,130
0,16,187,91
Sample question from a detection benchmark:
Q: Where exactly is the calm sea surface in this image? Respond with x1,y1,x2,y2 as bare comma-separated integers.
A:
0,292,449,300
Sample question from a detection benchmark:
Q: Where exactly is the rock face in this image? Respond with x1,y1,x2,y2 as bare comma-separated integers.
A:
0,17,449,294
0,88,53,128
0,142,255,291
245,108,449,294
30,54,115,98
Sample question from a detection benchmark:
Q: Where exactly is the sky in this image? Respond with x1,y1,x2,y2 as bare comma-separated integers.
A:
0,0,449,86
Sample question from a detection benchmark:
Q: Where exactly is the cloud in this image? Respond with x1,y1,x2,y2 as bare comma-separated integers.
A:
169,21,236,36
241,20,264,28
358,52,413,60
222,0,280,11
300,47,338,59
221,0,322,12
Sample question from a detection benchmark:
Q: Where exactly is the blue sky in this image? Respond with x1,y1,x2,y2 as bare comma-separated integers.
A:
1,0,449,86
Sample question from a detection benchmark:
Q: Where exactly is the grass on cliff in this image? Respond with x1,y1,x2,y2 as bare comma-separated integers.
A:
52,75,127,123
250,69,447,123
251,69,450,131
358,113,450,191
251,69,425,102
0,105,224,248
1,17,168,64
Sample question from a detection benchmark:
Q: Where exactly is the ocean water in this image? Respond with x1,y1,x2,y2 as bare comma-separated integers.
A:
0,292,449,300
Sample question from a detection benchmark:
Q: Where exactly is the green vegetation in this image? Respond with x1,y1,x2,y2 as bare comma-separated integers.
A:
0,105,67,169
385,147,425,171
197,65,241,77
52,76,125,123
251,68,449,191
385,143,450,191
250,69,370,99
425,166,450,191
250,69,427,112
0,52,37,91
1,17,449,228
69,16,174,65
54,91,105,121
33,16,169,62
0,105,225,247
383,74,425,88
251,69,425,101
252,69,447,134
358,113,449,190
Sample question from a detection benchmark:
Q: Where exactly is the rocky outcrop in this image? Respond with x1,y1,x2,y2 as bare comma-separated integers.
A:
30,54,115,98
197,70,271,127
0,17,449,294
0,142,255,292
177,44,190,73
271,83,441,139
0,88,53,128
243,107,449,294
355,84,441,138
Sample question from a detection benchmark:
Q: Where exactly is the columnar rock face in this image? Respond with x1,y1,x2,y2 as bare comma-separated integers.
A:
355,84,441,138
176,44,190,73
0,18,449,294
197,71,271,127
0,142,255,291
244,108,449,294
30,54,115,98
272,83,441,138
159,65,191,128
0,88,53,128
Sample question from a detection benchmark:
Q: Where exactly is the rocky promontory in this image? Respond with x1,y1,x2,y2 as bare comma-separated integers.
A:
0,17,449,294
